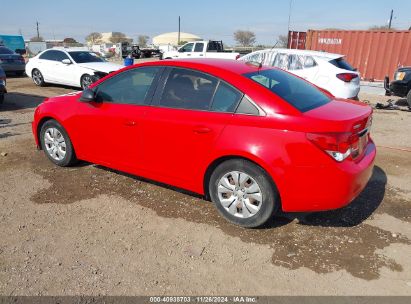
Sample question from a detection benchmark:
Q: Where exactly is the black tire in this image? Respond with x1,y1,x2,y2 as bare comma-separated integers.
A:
40,120,77,167
0,94,4,104
407,90,411,108
209,159,279,228
32,69,45,87
81,74,94,90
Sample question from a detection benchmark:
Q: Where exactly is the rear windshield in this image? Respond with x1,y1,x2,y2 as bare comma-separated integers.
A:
244,69,330,112
0,47,14,55
329,58,355,71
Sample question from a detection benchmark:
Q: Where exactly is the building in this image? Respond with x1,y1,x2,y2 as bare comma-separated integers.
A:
100,32,132,44
152,32,202,46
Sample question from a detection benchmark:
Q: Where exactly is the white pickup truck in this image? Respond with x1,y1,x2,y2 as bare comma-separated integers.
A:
162,40,240,60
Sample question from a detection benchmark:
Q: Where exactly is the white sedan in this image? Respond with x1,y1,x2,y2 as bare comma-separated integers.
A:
25,48,123,89
239,49,360,99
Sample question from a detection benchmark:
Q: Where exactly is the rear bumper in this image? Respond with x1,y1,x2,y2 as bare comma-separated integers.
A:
281,141,376,212
0,63,25,72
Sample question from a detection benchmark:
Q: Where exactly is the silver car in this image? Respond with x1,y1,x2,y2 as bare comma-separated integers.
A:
0,46,25,76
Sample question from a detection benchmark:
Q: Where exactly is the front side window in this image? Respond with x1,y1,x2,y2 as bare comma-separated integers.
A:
53,51,70,62
180,43,194,52
244,69,331,112
96,67,160,105
159,68,218,110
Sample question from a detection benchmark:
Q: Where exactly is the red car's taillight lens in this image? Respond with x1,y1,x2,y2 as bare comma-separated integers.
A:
336,73,358,82
306,132,360,162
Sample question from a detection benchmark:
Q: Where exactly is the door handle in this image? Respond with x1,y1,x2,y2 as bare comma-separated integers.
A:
187,54,192,56
124,120,137,127
193,126,211,134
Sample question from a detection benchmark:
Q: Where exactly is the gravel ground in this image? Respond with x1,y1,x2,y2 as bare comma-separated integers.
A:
0,75,410,296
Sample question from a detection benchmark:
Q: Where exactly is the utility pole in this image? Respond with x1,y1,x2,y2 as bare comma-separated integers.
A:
178,16,181,45
287,0,293,33
388,9,394,29
36,21,40,38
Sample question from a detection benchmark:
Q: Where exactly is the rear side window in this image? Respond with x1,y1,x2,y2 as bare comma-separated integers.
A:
273,53,289,69
160,68,218,110
211,82,242,112
329,58,355,71
244,69,331,112
39,50,56,61
194,43,205,52
96,67,160,104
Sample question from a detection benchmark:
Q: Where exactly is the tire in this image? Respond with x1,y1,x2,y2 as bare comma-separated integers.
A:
209,159,279,228
0,94,4,104
32,69,45,86
407,90,411,108
81,74,94,90
40,120,77,167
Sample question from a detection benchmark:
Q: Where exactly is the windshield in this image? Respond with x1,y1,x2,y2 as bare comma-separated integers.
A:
0,47,15,55
68,51,105,63
244,69,331,112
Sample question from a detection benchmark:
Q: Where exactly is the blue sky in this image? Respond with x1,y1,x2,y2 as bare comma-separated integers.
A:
1,0,410,45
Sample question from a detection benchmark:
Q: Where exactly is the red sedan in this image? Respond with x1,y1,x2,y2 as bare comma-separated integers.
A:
32,59,376,227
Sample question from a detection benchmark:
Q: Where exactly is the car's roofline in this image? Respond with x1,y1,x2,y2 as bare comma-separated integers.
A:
244,48,344,60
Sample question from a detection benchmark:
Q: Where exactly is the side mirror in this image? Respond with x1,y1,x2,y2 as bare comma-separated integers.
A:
79,88,96,102
178,48,185,53
62,59,72,65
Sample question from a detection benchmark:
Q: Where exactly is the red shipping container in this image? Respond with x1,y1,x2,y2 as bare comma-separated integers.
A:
288,31,307,49
305,30,411,81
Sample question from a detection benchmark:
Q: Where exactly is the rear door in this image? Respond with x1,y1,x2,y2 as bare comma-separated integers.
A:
37,50,60,82
141,67,243,189
72,66,162,170
193,42,205,58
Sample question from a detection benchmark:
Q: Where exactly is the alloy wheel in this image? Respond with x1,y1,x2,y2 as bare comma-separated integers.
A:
44,127,67,161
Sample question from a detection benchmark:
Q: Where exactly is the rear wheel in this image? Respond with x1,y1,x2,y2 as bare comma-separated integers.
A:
32,69,45,86
407,90,411,108
209,159,279,228
40,120,77,167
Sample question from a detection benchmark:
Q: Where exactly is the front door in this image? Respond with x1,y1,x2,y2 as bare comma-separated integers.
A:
71,66,162,171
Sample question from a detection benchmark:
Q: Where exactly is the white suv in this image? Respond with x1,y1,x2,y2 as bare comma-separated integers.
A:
239,49,360,99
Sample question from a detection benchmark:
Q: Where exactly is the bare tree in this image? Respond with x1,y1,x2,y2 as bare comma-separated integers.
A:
234,30,256,47
109,32,132,44
138,35,149,47
85,32,102,45
276,35,289,48
30,36,44,42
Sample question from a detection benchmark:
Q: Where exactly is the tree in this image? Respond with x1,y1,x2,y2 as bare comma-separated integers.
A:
138,35,149,47
63,37,77,44
234,30,256,47
85,32,102,45
109,32,132,44
276,35,289,48
30,36,44,42
178,40,188,46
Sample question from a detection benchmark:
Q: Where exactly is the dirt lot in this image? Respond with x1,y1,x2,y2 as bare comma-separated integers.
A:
0,75,410,296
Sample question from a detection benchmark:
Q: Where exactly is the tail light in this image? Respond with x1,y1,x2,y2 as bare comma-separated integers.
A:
306,132,360,162
336,73,358,82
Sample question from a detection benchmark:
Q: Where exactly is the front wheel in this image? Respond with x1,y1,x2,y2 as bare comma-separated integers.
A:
209,159,279,228
407,90,411,108
81,74,94,90
40,120,77,167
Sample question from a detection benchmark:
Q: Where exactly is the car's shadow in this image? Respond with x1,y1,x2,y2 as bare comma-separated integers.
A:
0,92,46,111
269,166,387,228
94,163,386,229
